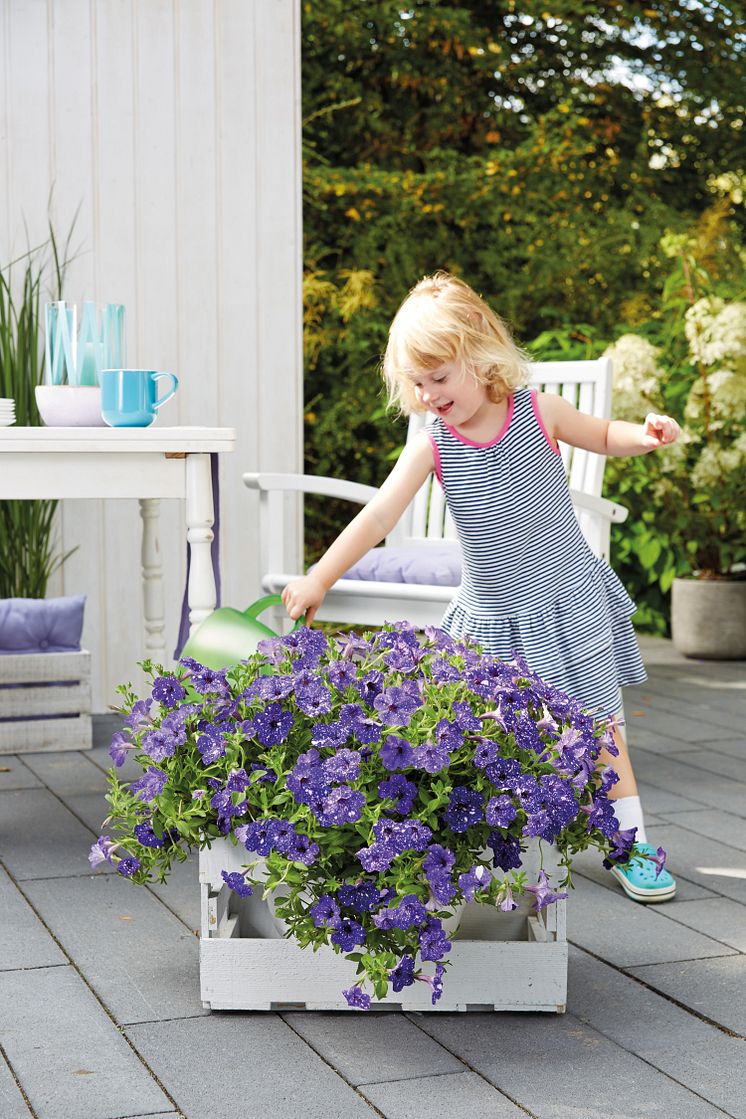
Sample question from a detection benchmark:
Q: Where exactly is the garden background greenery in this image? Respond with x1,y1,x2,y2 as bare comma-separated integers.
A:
301,1,745,633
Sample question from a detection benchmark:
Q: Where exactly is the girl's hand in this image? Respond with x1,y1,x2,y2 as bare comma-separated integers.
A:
643,413,681,449
281,574,327,626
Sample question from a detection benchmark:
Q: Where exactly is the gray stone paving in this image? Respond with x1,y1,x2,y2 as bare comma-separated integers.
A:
0,635,743,1119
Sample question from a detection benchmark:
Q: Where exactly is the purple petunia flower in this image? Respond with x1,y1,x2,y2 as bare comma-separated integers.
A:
485,794,517,828
310,894,341,928
131,766,168,803
356,670,384,705
373,686,421,726
602,826,638,868
88,835,115,868
379,735,414,771
331,917,366,952
117,855,141,877
287,833,320,865
488,831,523,872
342,985,371,1011
417,961,446,1005
525,869,568,912
322,749,362,784
411,741,450,774
142,728,177,763
319,785,366,826
134,821,165,849
151,674,186,707
295,684,334,718
390,953,416,992
378,773,417,815
108,731,132,768
457,864,491,902
221,870,253,897
442,786,483,833
327,660,358,690
254,703,294,747
423,844,455,875
338,880,380,914
124,698,153,732
357,842,396,873
419,918,452,962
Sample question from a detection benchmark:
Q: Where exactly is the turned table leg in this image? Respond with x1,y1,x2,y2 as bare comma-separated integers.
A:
138,497,168,664
185,452,217,634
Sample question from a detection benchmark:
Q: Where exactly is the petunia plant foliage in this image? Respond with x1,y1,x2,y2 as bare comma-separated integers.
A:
92,623,654,1009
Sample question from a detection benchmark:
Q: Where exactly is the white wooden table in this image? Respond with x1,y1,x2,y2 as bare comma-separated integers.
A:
0,426,236,664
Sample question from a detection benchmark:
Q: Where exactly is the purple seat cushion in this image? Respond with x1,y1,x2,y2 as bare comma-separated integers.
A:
339,543,462,587
0,595,86,654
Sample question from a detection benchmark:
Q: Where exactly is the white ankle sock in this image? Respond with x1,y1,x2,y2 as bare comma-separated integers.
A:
611,795,647,844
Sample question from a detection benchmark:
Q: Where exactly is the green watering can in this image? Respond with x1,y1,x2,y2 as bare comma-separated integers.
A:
179,594,303,670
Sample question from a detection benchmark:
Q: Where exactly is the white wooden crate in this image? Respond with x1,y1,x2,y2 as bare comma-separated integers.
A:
199,836,567,1013
0,651,92,754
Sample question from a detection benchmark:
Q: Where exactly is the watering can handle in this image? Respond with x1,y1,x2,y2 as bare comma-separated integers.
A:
243,594,305,632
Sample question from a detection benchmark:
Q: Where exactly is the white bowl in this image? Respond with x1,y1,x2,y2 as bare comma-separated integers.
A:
35,385,107,427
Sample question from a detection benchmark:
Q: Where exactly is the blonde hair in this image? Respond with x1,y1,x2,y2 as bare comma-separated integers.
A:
381,271,529,415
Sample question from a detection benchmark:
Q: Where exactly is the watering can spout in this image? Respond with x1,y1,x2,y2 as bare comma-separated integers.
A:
179,594,301,670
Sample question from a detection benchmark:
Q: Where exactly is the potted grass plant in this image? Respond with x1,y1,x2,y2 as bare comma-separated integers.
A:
0,225,91,753
91,623,662,1009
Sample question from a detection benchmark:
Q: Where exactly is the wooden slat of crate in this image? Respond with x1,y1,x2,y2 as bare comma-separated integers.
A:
0,651,92,753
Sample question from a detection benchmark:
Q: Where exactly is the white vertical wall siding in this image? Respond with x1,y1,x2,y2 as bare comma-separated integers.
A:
1,0,303,709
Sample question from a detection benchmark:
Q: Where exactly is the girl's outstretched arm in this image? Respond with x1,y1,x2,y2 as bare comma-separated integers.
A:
536,393,681,457
282,432,435,624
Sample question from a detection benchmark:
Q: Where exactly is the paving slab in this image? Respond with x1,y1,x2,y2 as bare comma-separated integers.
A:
566,873,735,968
146,852,202,934
23,873,207,1025
61,790,116,836
125,1015,378,1119
568,946,746,1118
282,1010,466,1085
627,783,703,817
0,1056,32,1119
704,738,746,760
359,1070,526,1118
0,756,42,791
630,675,746,726
662,896,746,952
21,751,109,795
0,965,171,1119
628,955,746,1036
625,706,736,744
622,726,701,755
411,1010,727,1118
667,747,746,785
632,749,746,820
0,866,66,971
0,788,111,880
657,806,746,851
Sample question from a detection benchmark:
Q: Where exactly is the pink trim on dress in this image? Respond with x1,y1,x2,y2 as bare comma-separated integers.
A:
531,390,561,455
426,432,444,486
443,394,515,448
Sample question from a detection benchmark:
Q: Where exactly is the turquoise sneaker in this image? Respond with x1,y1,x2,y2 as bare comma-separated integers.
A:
610,843,677,903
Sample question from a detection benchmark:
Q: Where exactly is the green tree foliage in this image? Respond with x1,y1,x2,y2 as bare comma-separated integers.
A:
302,1,745,576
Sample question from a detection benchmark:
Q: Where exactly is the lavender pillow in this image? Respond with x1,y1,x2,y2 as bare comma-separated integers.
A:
0,595,86,654
338,543,462,587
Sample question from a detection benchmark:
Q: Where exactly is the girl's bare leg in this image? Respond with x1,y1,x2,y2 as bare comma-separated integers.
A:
600,724,638,800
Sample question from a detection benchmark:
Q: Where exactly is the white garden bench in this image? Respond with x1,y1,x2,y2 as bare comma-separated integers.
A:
244,358,628,629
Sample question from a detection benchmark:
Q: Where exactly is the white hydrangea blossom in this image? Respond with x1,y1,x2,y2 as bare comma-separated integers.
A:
604,334,664,421
690,432,746,490
685,298,746,366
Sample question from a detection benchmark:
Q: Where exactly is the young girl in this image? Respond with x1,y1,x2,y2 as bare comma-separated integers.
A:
283,271,679,903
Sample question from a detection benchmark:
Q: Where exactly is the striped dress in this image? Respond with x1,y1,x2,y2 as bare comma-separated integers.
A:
425,386,646,714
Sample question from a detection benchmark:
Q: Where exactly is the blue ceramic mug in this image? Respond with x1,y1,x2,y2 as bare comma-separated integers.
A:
100,369,179,427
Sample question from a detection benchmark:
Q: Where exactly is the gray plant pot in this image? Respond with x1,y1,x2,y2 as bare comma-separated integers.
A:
671,576,746,660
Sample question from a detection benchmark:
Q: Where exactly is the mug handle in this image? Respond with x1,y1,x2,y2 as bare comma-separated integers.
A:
152,371,179,409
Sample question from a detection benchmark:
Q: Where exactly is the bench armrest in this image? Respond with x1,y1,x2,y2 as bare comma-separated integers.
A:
243,471,377,507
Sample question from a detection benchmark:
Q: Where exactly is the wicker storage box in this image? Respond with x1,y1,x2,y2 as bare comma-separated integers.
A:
199,836,567,1013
